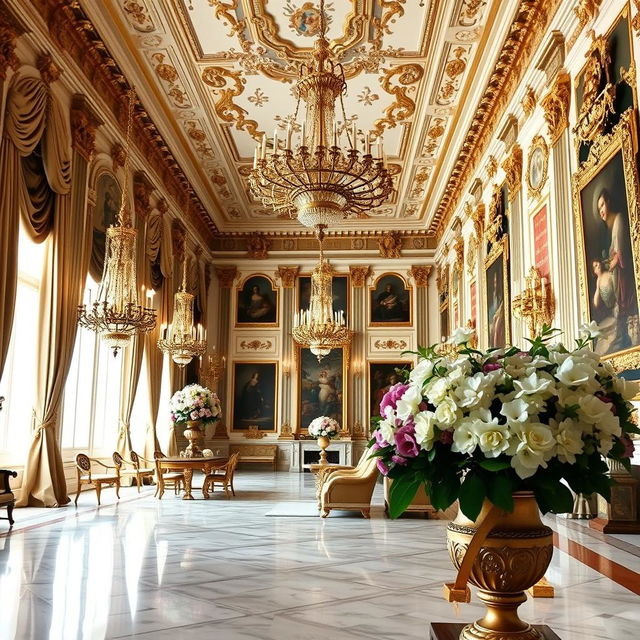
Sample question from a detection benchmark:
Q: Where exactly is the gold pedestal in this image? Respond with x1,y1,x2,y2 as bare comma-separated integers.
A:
182,421,204,458
317,435,330,464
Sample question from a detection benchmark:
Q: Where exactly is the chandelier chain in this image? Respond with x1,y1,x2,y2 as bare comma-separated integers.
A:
117,89,135,228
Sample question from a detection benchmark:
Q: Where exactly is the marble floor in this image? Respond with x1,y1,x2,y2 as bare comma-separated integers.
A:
1,471,639,640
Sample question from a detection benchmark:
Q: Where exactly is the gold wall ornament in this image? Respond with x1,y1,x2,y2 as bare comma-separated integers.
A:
349,265,371,287
568,0,603,50
0,6,25,80
133,170,154,219
522,86,536,118
458,0,488,27
379,231,402,258
36,52,61,84
200,352,226,390
466,236,477,277
471,203,485,239
215,266,238,289
239,339,273,351
278,423,294,440
70,94,103,162
121,0,155,32
246,232,270,259
276,265,300,288
486,155,498,180
110,142,126,172
453,236,465,273
573,33,615,149
633,0,640,34
502,144,523,197
408,265,432,288
540,71,571,145
244,426,267,439
526,135,549,201
512,266,556,338
373,339,408,350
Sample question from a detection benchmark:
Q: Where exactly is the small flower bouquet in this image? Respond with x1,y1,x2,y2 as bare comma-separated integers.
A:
308,416,340,439
371,324,639,519
169,384,221,425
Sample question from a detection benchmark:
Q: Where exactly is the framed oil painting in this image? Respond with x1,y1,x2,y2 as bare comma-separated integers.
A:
90,172,121,281
297,274,349,323
236,275,278,326
573,110,640,364
368,361,412,425
231,362,278,431
369,273,411,325
484,236,511,348
297,347,346,431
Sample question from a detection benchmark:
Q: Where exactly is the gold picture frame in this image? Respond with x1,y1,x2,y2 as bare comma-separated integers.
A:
572,108,640,369
369,272,413,326
527,134,549,201
235,273,279,327
484,234,511,348
230,361,279,432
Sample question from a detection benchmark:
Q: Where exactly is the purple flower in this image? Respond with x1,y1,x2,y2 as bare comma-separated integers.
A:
439,430,453,445
482,362,502,373
391,455,408,466
374,430,389,447
395,424,419,458
379,382,410,417
376,458,390,475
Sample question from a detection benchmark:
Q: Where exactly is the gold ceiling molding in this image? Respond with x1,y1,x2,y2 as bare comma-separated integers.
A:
435,45,471,106
457,0,489,27
121,0,155,33
0,0,27,80
408,265,432,288
430,0,562,237
378,232,402,258
540,71,570,145
70,94,103,162
246,232,270,259
371,0,405,50
567,0,603,51
33,0,217,243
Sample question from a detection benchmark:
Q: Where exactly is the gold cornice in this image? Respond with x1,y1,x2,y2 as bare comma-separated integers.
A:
541,71,571,144
502,143,523,197
33,0,217,245
429,0,562,237
70,94,103,162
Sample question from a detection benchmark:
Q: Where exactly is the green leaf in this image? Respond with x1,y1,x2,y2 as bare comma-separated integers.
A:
388,474,422,519
430,476,460,511
478,459,511,472
458,473,486,521
486,474,514,512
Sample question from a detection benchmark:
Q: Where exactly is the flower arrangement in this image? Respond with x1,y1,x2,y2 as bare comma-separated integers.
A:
169,384,221,425
371,324,639,520
308,416,340,439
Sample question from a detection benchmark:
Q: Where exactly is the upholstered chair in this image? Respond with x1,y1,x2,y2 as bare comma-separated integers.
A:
203,452,239,498
153,451,184,496
75,453,120,506
314,447,373,508
0,469,17,527
320,453,379,518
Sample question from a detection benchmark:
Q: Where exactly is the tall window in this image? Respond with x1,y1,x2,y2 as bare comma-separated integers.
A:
0,224,45,463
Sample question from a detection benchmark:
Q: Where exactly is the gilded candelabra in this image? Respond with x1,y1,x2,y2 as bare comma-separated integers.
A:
248,0,392,229
200,352,226,391
77,90,156,353
512,266,555,338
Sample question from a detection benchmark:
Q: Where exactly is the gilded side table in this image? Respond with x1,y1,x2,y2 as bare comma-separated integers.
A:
156,456,227,500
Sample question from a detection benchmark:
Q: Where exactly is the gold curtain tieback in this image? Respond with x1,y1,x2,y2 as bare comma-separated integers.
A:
33,417,56,439
118,420,130,437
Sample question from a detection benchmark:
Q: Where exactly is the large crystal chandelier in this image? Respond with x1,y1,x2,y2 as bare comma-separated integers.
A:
158,257,207,366
77,90,156,354
292,227,350,361
248,0,393,229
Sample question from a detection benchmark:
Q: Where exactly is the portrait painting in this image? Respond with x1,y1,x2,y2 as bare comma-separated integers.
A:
298,274,348,323
485,241,510,349
574,118,640,359
298,347,344,431
368,361,411,425
370,274,411,325
236,275,278,325
231,362,277,431
90,172,121,280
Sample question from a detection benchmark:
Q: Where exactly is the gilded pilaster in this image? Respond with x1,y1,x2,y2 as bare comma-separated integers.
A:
349,265,369,439
276,266,298,437
409,265,432,346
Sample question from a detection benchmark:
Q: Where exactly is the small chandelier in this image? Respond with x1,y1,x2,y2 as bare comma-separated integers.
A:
77,90,156,354
158,257,207,366
292,227,350,361
248,0,393,229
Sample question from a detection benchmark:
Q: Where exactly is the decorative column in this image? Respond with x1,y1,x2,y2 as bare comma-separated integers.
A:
349,266,370,440
276,265,299,440
0,7,24,140
408,265,431,346
502,142,524,344
541,72,577,342
213,266,237,439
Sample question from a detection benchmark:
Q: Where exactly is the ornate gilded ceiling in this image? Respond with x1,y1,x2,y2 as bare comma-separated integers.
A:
82,0,513,234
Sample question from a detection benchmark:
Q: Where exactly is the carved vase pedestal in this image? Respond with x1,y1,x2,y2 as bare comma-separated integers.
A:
317,435,330,464
445,493,554,640
182,420,205,458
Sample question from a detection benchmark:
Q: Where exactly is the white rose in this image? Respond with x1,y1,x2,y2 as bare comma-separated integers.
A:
553,418,584,464
511,422,556,459
511,447,547,479
514,372,554,398
410,359,434,388
449,326,475,345
470,410,510,458
395,384,422,421
578,395,614,425
454,372,491,409
378,418,396,445
500,398,530,424
451,419,478,455
555,356,597,388
503,355,531,378
579,321,602,340
414,411,437,450
556,387,583,410
426,377,450,405
434,396,461,426
613,376,640,402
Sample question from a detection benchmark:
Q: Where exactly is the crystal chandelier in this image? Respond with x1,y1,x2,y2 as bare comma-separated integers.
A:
158,257,207,366
248,0,393,230
292,228,350,361
77,90,156,354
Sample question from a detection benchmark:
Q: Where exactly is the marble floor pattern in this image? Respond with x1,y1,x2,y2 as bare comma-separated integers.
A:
1,471,639,639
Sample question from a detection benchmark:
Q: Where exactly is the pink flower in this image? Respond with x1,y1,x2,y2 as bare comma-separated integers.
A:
376,459,390,475
395,423,419,458
391,455,408,466
380,382,410,416
483,362,502,373
439,430,453,445
374,430,389,447
190,410,199,420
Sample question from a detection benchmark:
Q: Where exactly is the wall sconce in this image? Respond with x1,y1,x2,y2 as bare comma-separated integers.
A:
512,266,555,338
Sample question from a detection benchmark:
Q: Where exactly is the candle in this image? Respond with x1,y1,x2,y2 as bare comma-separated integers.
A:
301,121,306,147
541,277,547,298
377,137,383,159
273,129,278,154
286,124,292,149
333,122,337,147
365,133,370,155
261,133,267,159
253,147,258,169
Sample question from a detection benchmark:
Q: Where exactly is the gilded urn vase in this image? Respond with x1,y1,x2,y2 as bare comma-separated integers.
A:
183,420,205,458
446,492,553,640
317,435,330,464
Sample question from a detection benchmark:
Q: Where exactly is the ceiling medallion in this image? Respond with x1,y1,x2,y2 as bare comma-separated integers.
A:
248,0,393,232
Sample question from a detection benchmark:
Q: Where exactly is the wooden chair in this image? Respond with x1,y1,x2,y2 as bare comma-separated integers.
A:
203,452,239,498
0,469,17,527
113,451,154,492
153,451,184,496
75,453,120,506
